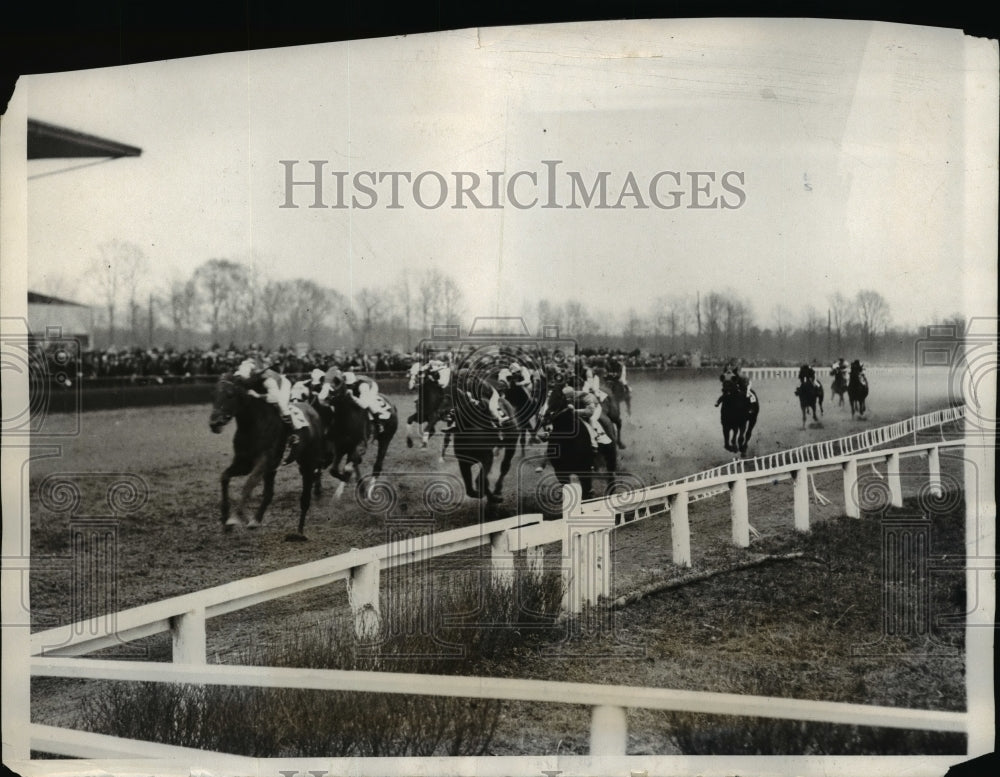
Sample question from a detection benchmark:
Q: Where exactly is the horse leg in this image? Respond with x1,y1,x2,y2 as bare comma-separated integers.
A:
440,429,451,463
220,465,239,531
490,445,515,502
459,458,480,499
247,459,275,529
405,414,416,448
292,464,314,539
479,453,495,503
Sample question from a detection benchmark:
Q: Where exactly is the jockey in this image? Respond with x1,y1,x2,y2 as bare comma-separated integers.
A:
235,356,295,424
581,363,607,400
235,355,308,463
460,371,508,427
605,355,630,392
321,367,393,428
498,359,531,391
561,385,616,449
831,357,849,382
721,362,752,398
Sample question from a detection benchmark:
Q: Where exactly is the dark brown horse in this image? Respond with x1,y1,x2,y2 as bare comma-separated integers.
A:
209,374,325,540
849,360,869,418
717,378,760,455
324,388,398,500
450,384,518,504
794,365,824,430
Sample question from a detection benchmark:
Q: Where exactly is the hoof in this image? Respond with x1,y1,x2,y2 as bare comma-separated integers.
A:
222,522,235,533
225,516,241,528
284,532,309,542
420,441,428,449
438,456,446,464
465,489,481,500
535,465,544,473
487,492,503,504
406,437,414,448
246,519,261,530
617,442,626,450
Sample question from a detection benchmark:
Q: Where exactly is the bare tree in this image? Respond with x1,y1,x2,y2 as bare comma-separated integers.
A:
856,289,891,356
193,259,246,346
828,291,853,356
395,270,415,350
345,288,386,349
168,278,199,346
702,292,726,356
259,280,291,347
440,275,463,325
771,304,793,360
418,269,443,334
89,240,146,346
803,305,825,362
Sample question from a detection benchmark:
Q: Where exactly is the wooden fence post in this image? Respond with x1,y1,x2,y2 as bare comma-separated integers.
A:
348,553,381,640
927,446,943,497
793,467,810,532
887,452,903,507
668,490,691,567
590,704,628,756
490,529,516,587
843,458,860,518
730,477,750,547
170,607,206,664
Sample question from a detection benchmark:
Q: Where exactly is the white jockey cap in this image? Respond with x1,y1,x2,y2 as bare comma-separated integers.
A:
310,368,325,383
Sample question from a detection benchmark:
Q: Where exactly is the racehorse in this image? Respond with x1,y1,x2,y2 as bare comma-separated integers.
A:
450,386,518,504
717,378,759,455
209,373,325,539
325,388,398,499
540,386,618,499
830,366,848,407
849,360,869,419
794,365,824,430
405,366,452,455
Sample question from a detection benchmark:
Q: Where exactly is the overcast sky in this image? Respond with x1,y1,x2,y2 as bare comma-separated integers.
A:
20,18,996,330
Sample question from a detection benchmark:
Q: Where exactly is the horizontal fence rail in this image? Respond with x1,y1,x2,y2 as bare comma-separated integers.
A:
31,657,969,758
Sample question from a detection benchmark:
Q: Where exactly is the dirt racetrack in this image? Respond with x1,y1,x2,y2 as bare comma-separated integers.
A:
28,368,956,619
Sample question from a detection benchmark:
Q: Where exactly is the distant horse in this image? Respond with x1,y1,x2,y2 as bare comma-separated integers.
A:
325,388,398,499
794,365,824,430
849,360,869,419
829,366,848,407
209,373,325,540
540,386,618,500
405,366,452,456
717,378,760,455
450,386,518,504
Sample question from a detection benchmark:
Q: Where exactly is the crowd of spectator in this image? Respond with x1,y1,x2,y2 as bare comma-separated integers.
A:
28,340,805,388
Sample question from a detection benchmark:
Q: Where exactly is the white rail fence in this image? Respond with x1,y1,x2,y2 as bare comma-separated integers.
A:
742,365,907,379
29,407,971,758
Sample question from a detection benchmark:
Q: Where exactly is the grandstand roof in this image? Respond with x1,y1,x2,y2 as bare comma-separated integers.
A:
28,291,90,307
28,119,141,159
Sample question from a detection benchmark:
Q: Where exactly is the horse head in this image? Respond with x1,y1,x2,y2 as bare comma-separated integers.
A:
209,374,247,433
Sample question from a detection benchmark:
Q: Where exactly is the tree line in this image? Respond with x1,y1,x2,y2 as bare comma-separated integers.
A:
66,240,959,363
